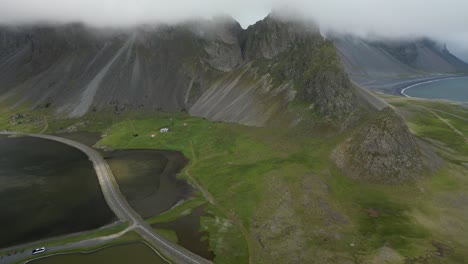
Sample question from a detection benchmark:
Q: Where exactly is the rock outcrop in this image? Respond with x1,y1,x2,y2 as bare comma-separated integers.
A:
332,107,423,184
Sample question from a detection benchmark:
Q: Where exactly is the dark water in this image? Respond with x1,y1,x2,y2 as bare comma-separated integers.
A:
56,132,195,218
402,76,468,103
29,242,167,264
35,132,201,256
152,206,215,260
0,135,114,248
55,132,196,219
104,150,194,218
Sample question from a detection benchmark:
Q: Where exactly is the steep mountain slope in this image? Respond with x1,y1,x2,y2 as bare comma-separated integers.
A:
333,35,468,82
0,23,208,115
0,15,364,127
0,14,425,183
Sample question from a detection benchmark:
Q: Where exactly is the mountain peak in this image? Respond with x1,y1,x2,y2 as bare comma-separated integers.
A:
0,16,360,127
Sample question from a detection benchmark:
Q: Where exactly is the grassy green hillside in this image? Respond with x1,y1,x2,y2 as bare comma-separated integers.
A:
1,96,467,263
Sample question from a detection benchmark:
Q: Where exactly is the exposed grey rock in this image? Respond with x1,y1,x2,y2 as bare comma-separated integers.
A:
332,107,423,184
9,113,25,125
0,15,364,128
241,13,320,60
9,113,24,120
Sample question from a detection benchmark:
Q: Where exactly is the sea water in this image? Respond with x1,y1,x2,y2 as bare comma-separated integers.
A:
402,76,468,103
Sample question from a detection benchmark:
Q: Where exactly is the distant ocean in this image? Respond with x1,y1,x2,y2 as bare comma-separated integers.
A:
402,76,468,103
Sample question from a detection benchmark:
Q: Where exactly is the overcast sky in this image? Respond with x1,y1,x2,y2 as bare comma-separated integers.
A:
0,0,467,61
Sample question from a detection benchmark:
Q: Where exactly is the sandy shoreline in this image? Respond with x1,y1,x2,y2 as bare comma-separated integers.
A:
399,76,467,98
397,75,468,97
352,74,468,96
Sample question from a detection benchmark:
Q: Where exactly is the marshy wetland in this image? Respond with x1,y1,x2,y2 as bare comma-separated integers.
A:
152,205,215,260
105,149,193,218
56,131,196,218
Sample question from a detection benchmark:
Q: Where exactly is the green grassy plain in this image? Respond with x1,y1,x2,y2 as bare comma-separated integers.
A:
1,95,467,263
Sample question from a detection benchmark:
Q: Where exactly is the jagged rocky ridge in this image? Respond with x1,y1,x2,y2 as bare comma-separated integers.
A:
333,35,468,83
0,14,361,126
0,14,425,183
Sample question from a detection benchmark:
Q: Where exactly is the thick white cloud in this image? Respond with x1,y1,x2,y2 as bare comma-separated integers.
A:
0,0,272,27
0,0,467,60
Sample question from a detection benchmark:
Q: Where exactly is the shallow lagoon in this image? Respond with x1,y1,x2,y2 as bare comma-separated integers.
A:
105,149,193,218
56,132,195,218
152,205,215,260
0,135,114,248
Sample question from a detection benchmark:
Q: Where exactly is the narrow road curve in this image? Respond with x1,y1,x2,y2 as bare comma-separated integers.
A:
0,132,211,264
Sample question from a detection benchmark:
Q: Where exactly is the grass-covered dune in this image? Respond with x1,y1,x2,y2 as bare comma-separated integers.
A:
2,95,467,263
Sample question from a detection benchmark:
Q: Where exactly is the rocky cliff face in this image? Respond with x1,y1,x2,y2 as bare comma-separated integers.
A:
0,14,363,127
241,15,318,60
239,16,360,121
0,23,207,116
332,107,423,184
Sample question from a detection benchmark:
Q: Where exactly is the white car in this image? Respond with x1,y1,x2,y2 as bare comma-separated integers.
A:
32,247,46,255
